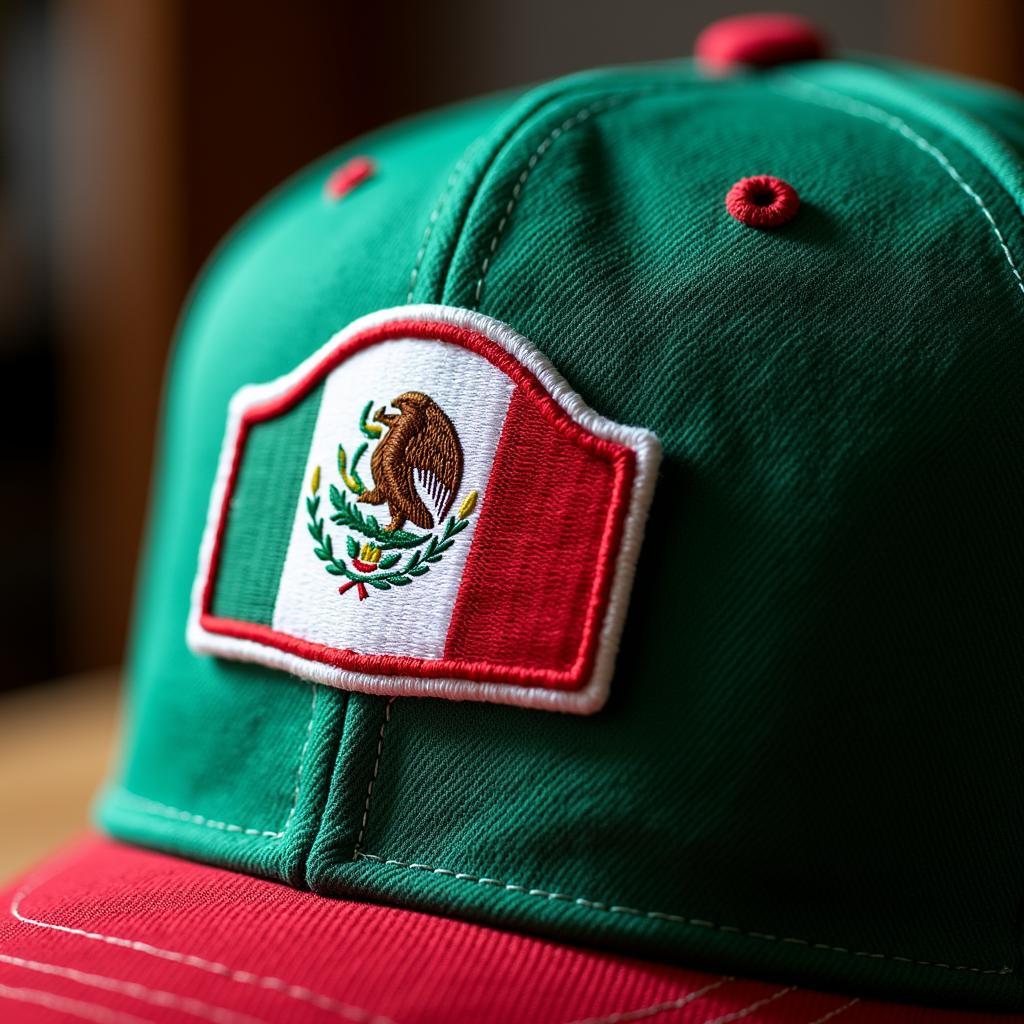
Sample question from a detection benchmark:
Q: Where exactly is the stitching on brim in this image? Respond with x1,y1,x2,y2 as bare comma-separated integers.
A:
0,952,258,1024
353,852,1014,978
806,999,861,1024
473,95,626,309
0,982,151,1024
110,684,319,841
353,698,394,856
692,986,794,1024
566,977,733,1024
776,75,1024,302
9,850,394,1024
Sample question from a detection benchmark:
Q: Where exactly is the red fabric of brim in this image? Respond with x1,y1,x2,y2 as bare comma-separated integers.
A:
0,837,1010,1024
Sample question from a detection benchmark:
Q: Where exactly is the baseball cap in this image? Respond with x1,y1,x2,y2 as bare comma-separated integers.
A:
3,11,1022,1022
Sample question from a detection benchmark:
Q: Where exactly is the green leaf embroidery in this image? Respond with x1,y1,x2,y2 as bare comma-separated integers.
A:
328,486,428,550
359,399,382,440
306,403,481,599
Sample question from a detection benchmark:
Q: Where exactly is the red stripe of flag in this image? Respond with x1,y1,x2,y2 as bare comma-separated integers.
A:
444,388,629,687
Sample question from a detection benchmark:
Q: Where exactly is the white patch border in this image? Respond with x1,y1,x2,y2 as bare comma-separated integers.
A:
187,305,661,714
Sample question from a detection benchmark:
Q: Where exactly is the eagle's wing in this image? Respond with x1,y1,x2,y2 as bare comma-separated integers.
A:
406,405,464,523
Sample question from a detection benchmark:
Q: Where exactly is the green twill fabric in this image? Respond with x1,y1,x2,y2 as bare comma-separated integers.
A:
99,58,1024,1010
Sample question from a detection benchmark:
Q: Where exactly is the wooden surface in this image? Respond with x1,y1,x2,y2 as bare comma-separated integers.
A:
0,671,121,883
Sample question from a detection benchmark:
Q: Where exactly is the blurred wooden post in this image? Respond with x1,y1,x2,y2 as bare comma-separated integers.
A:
898,0,1024,91
51,0,184,669
45,0,425,673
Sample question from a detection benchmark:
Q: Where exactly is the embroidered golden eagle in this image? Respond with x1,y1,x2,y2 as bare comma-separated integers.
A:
359,392,464,532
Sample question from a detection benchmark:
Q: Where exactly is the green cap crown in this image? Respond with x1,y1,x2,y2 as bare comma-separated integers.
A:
101,50,1024,1011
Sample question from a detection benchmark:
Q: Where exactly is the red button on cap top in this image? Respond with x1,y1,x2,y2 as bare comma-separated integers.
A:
695,13,826,71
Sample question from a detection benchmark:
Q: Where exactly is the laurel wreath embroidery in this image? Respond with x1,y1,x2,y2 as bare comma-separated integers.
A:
306,398,478,601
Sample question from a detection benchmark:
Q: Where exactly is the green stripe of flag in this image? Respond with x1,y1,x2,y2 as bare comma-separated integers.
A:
210,382,324,624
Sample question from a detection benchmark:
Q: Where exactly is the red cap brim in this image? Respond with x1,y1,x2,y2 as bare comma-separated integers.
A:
0,837,1007,1023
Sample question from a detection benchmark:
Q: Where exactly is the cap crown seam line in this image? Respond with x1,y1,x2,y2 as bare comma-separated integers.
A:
407,150,477,303
408,84,609,307
435,78,704,308
774,74,1024,302
352,698,394,857
472,94,627,309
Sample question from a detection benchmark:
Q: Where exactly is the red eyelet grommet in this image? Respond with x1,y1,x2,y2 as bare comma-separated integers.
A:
325,156,376,200
726,175,800,229
696,14,826,72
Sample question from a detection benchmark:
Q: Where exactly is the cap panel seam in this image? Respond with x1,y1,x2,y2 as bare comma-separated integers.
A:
351,851,1013,978
434,79,703,308
407,86,602,307
407,152,476,303
352,697,394,857
472,95,626,308
414,73,690,307
461,85,680,311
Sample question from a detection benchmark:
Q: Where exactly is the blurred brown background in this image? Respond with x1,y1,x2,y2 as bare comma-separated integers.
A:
0,0,1021,874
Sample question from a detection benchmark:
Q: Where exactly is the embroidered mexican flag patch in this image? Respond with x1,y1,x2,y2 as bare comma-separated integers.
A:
188,306,660,713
